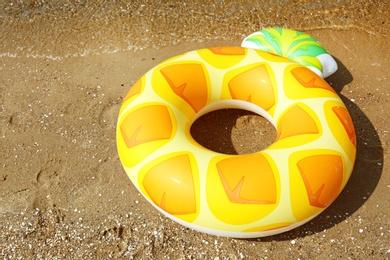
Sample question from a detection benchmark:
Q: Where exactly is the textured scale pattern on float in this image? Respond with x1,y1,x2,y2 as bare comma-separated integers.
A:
117,28,356,238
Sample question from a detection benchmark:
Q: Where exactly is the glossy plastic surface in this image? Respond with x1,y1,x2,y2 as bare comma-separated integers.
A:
117,41,356,238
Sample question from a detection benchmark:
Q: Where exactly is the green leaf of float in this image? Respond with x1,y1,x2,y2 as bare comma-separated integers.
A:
289,45,326,71
288,43,327,58
287,33,318,49
245,28,327,72
246,37,281,55
295,56,323,71
262,29,284,56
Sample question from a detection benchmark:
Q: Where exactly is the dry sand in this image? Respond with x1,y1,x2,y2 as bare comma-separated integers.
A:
1,1,389,259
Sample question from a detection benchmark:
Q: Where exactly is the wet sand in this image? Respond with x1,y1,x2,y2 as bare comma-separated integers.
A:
1,1,389,258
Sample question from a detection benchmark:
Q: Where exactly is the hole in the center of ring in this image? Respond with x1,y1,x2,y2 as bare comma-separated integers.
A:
190,109,276,155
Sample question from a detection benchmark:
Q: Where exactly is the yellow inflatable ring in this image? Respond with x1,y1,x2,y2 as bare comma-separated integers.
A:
117,28,356,238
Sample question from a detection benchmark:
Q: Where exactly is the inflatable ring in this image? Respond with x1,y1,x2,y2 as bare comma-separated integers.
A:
117,28,356,238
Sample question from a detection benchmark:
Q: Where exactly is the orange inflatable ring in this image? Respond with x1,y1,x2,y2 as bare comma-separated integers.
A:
117,28,356,238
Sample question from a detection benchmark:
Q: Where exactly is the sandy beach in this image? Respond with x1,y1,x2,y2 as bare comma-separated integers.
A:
1,1,389,258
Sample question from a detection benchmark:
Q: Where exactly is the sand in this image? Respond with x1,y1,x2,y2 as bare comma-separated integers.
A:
1,0,389,258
